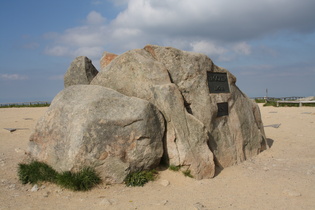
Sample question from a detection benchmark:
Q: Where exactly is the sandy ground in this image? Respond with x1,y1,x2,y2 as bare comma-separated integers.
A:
0,104,314,210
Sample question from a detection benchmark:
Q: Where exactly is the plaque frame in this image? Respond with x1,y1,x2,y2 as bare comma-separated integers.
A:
217,102,229,117
207,72,230,94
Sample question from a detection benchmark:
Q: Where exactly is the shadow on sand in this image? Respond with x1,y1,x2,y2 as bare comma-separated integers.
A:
214,138,275,177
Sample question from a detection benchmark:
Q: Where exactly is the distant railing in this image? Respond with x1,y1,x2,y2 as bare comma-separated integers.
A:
254,96,305,101
0,101,50,107
276,101,315,107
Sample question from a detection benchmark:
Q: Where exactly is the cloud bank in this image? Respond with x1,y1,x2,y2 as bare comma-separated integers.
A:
0,74,28,80
44,0,315,62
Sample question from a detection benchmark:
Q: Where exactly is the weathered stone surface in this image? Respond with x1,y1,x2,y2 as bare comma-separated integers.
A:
100,51,118,69
64,56,98,88
143,45,266,168
28,85,165,183
91,47,216,179
92,44,266,176
92,48,171,100
150,84,215,179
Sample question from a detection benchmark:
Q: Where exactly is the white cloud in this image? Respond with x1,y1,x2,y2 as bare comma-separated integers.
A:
44,11,109,60
107,0,129,6
86,11,106,25
112,0,315,41
61,26,107,47
233,42,251,55
191,41,227,56
22,42,40,49
44,0,315,62
91,0,103,5
73,46,104,59
49,75,64,80
0,74,28,80
45,46,70,57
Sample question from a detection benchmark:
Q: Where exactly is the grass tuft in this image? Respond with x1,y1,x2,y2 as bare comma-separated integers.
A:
124,170,158,187
0,103,50,108
18,161,101,191
18,161,57,184
263,101,277,107
169,165,181,171
56,167,101,191
254,99,266,103
182,170,194,178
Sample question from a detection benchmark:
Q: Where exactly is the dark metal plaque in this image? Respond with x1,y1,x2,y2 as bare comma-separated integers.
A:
207,72,230,93
217,102,229,117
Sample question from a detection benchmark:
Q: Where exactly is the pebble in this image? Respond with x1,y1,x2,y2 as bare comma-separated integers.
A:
99,198,112,206
55,189,63,194
282,189,301,197
8,184,16,190
0,159,5,166
12,193,20,197
31,184,39,192
193,202,208,210
306,169,314,175
162,200,168,205
1,179,7,185
43,191,50,197
15,148,25,153
156,200,168,206
159,179,170,187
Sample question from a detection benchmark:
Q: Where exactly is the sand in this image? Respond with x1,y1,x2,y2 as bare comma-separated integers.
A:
0,104,314,210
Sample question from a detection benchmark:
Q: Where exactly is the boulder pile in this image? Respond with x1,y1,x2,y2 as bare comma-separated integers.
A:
28,45,267,183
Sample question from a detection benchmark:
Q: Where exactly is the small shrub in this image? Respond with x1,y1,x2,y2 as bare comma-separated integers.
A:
169,165,194,178
169,165,181,171
263,101,277,107
56,167,101,191
18,161,101,191
18,161,57,184
182,170,193,178
255,99,266,103
124,170,158,187
0,103,50,108
303,103,315,107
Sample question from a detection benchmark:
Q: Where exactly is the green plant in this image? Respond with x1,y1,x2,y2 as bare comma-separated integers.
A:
18,161,57,184
18,161,101,191
182,170,193,178
263,101,277,107
0,103,50,108
56,167,101,191
255,99,266,103
169,165,181,171
303,103,315,107
124,170,158,187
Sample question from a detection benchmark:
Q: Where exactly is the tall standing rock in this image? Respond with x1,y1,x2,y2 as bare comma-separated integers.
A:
91,48,216,179
29,85,165,183
143,45,267,168
64,56,98,88
91,45,267,177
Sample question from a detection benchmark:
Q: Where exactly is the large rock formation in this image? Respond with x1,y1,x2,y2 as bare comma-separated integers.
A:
64,56,98,88
91,47,216,179
29,44,266,182
29,85,165,183
91,45,267,172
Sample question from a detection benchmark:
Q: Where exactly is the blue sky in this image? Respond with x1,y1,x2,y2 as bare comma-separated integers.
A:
1,0,315,103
